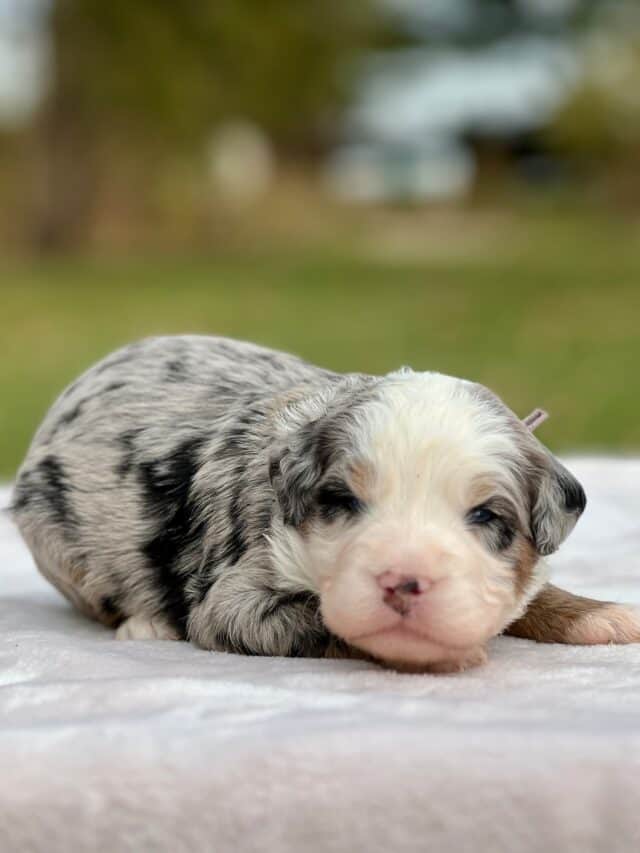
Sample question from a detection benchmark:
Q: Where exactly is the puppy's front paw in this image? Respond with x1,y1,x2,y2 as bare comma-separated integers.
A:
115,616,180,641
566,604,640,645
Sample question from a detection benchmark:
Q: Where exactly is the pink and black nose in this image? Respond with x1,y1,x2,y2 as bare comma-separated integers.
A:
378,571,429,616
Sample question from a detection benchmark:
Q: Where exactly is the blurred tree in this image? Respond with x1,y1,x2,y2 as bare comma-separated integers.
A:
33,0,387,251
547,38,640,166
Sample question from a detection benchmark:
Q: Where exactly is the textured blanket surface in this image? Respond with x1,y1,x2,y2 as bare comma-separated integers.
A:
1,459,640,853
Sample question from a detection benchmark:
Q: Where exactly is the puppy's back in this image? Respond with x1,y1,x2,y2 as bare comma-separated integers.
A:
10,335,327,634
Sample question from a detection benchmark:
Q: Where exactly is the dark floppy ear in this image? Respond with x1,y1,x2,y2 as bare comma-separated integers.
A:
268,417,336,528
530,453,586,556
268,374,378,527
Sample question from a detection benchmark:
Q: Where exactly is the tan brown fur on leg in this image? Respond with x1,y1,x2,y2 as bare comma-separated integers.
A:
505,583,640,645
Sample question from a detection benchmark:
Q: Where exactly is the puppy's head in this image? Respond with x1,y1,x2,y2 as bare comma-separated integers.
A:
269,371,585,670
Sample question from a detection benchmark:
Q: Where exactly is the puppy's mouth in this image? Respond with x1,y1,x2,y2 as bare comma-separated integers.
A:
346,621,470,652
343,620,482,669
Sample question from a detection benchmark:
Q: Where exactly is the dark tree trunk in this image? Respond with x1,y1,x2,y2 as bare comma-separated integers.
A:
30,0,99,253
31,95,99,253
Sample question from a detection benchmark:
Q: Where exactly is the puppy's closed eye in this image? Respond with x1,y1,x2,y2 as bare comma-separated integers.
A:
316,483,363,521
466,502,515,551
466,504,498,526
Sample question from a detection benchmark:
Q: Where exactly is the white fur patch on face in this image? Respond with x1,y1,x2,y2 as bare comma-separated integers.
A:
279,372,547,668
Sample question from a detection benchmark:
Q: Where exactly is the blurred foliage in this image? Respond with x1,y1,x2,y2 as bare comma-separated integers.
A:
0,0,638,255
30,0,390,251
0,0,636,252
49,0,385,147
548,37,640,165
1,211,639,478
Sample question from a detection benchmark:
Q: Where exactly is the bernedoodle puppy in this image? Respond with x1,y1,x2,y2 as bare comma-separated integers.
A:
11,336,640,672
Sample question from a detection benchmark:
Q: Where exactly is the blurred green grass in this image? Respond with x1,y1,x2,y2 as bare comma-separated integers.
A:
1,213,639,478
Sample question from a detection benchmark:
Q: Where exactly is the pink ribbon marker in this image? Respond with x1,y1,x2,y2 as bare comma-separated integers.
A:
522,408,549,432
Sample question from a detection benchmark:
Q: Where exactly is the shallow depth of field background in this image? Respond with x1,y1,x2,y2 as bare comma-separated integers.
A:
0,0,639,479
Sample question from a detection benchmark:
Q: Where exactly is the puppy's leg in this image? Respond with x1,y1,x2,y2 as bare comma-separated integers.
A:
505,583,640,645
115,616,180,641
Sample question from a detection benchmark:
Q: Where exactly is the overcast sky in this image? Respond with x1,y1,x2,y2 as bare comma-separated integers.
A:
0,0,48,124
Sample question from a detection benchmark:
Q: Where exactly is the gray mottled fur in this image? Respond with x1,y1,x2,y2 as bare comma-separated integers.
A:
11,336,377,656
10,335,585,658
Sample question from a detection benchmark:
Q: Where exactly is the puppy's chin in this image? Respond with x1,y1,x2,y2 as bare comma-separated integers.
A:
347,625,487,673
351,626,453,665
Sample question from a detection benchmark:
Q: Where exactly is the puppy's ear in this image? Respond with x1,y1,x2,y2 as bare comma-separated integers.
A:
269,420,328,528
269,375,377,527
530,453,586,556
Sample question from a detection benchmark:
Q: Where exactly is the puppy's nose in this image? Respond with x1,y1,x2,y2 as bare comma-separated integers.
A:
378,571,430,616
378,571,429,594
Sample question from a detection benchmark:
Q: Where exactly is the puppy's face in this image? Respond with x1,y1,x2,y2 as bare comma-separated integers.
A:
270,372,585,670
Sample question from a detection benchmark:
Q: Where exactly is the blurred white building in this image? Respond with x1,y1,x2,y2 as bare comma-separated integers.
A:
327,0,583,201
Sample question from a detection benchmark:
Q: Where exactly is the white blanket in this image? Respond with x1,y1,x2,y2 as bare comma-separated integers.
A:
1,459,640,853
